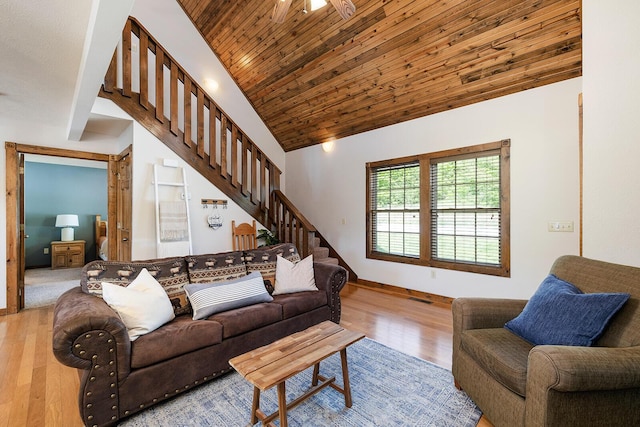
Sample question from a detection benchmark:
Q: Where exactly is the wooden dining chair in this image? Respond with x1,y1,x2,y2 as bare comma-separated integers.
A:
231,220,257,250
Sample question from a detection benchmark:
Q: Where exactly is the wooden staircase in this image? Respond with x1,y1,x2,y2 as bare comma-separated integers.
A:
99,17,356,280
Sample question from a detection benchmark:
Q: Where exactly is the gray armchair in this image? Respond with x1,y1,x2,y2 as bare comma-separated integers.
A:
452,255,640,426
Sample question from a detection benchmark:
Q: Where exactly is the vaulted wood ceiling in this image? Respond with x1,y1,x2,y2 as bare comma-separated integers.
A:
177,0,581,152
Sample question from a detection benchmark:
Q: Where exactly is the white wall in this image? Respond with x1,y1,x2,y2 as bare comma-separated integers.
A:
286,78,583,300
582,0,640,265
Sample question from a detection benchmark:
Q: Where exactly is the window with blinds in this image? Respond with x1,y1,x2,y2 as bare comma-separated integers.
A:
369,162,420,257
366,140,510,277
430,152,501,266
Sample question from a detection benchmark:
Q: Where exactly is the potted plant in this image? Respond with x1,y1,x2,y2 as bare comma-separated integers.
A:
257,229,279,247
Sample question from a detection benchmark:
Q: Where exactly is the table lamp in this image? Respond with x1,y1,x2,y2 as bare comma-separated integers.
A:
56,214,79,241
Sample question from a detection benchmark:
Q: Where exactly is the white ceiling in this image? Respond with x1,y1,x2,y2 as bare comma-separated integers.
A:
0,0,133,140
0,0,92,127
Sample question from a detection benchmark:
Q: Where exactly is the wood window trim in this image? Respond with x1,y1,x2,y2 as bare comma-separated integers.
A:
366,140,510,277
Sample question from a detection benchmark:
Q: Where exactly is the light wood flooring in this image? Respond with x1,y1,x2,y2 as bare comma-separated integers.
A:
0,282,492,426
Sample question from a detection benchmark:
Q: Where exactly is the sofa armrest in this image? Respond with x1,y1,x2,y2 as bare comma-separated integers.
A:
53,287,132,381
53,287,135,426
452,297,528,332
313,262,348,323
525,345,640,426
528,345,640,393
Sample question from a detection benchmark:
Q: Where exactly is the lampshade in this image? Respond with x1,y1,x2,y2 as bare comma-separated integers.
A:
56,214,79,241
55,214,79,227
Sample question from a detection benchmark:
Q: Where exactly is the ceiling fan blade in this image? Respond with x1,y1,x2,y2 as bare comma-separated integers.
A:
271,0,293,24
329,0,356,20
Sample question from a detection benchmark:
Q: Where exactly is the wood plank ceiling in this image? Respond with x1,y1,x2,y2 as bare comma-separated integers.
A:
177,0,581,152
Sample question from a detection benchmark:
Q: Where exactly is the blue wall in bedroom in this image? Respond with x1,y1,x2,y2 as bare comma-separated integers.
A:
24,162,108,268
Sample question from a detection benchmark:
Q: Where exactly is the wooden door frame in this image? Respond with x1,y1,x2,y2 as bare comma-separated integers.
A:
4,142,115,315
113,145,132,261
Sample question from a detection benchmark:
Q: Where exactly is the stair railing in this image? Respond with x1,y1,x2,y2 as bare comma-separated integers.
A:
101,17,281,224
271,190,316,258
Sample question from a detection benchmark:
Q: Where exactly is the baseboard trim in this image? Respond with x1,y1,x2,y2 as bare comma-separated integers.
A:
353,279,454,307
0,308,7,316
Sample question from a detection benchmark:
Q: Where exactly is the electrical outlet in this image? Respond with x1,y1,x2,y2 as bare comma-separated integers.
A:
43,247,49,254
547,221,574,232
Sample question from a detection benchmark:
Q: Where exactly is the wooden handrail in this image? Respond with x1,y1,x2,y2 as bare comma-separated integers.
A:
271,190,316,257
101,17,281,224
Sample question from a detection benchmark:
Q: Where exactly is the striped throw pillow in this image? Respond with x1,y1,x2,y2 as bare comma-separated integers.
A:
184,271,273,320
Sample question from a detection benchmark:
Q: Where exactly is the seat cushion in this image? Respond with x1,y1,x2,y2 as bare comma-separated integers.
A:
461,328,534,397
130,315,223,368
208,303,283,339
271,291,327,319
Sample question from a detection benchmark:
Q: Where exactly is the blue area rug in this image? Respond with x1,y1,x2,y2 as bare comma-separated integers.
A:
120,338,481,426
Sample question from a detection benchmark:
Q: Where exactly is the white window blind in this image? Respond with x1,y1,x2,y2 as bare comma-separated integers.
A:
429,152,501,266
370,162,420,257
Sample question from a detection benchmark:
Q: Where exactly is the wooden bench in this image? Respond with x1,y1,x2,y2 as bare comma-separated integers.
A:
229,321,366,427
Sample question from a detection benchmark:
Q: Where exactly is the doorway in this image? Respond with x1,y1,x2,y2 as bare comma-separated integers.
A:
5,142,132,314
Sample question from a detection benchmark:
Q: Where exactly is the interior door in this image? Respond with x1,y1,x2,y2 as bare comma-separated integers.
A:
18,153,25,310
116,147,132,261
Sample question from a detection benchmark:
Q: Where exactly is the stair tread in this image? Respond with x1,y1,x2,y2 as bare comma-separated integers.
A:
313,246,330,259
314,257,339,265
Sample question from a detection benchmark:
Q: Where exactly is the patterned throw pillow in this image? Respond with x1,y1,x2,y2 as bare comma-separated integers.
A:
244,243,301,294
82,257,191,316
185,250,247,284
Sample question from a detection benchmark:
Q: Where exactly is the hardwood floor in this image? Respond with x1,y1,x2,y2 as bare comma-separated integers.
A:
0,282,492,426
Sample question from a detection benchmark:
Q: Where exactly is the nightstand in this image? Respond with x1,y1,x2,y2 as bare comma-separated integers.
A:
51,240,85,269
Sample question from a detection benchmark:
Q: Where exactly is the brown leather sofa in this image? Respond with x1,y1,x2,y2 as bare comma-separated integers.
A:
452,255,640,426
52,244,347,427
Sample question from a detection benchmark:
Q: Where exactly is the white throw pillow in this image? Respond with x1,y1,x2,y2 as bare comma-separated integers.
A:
101,268,175,341
273,254,318,295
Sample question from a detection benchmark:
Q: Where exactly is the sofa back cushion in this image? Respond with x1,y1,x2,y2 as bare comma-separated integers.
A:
550,255,640,347
81,257,191,316
244,243,300,293
185,250,247,284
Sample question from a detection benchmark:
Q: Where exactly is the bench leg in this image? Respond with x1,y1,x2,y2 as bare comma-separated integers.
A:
312,362,320,386
340,348,353,408
251,386,260,424
277,381,288,427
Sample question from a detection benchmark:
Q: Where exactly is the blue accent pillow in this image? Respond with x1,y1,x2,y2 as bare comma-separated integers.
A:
505,274,630,346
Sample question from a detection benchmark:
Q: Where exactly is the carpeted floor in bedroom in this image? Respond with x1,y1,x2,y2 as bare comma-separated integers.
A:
24,267,82,309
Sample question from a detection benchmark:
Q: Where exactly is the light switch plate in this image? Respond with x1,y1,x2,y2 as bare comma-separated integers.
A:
548,221,574,232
